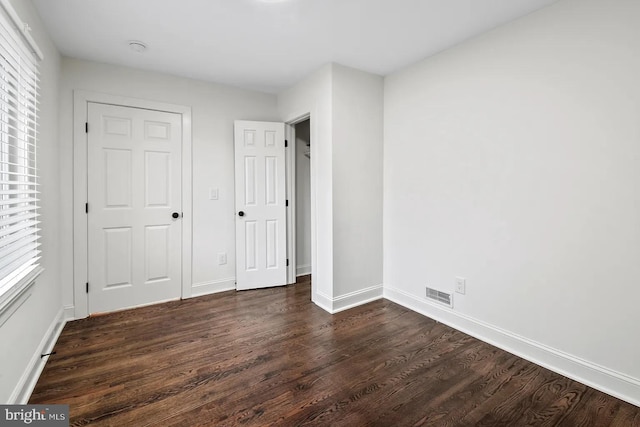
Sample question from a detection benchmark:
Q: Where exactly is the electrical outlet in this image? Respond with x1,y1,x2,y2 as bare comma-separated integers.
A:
217,252,227,265
455,277,466,295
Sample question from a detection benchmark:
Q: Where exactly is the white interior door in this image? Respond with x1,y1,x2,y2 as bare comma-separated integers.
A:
234,121,287,290
87,102,182,314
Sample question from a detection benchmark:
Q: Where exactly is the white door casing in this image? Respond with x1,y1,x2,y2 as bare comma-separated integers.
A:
285,123,296,285
87,102,182,313
234,121,287,290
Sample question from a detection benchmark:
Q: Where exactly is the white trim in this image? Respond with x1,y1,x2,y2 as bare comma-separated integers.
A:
313,291,333,313
63,305,75,321
190,278,236,298
383,285,640,408
285,123,297,285
296,264,311,277
284,114,311,288
9,307,66,403
282,111,319,305
314,284,384,314
332,285,384,313
0,266,42,322
73,90,193,318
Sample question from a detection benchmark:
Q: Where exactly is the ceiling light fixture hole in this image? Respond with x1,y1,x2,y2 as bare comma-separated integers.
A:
128,40,147,53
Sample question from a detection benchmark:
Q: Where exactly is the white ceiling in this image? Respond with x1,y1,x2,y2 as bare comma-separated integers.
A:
32,0,557,93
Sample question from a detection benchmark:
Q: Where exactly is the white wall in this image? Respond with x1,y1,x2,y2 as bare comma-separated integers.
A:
0,0,62,403
295,120,311,276
384,0,640,405
58,58,279,310
332,64,384,300
278,63,384,312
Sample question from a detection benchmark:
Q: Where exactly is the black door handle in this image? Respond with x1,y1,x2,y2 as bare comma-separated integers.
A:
238,211,245,217
172,212,180,219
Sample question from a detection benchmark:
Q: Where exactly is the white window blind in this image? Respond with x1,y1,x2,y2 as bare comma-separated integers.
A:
0,1,41,301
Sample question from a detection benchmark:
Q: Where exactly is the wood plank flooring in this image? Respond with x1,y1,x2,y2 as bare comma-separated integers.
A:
30,278,640,426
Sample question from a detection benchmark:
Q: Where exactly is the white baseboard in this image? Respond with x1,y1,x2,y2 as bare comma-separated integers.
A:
332,284,384,313
313,284,384,314
190,278,236,298
383,285,640,408
63,305,75,321
296,264,311,277
313,291,333,313
10,307,67,404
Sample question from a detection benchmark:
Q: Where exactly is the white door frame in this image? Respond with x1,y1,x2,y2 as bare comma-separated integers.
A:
285,123,296,284
284,113,311,286
73,90,193,319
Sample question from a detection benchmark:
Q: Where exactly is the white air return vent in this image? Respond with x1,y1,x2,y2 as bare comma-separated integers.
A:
425,287,453,308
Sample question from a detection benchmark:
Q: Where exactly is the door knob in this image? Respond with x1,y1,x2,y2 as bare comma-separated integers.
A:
172,212,180,219
238,211,245,217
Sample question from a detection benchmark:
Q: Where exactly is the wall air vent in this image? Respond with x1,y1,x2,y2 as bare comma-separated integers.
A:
425,286,453,308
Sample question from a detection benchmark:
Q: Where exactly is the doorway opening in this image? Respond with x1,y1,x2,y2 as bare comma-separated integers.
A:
284,114,313,291
294,119,311,284
233,117,313,292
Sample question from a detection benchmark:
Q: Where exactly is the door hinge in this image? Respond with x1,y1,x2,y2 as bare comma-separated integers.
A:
85,203,88,214
85,122,88,133
286,200,289,207
286,259,290,267
285,140,288,148
86,282,89,293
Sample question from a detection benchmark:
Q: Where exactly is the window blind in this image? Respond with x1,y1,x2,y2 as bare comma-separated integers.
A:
0,1,41,297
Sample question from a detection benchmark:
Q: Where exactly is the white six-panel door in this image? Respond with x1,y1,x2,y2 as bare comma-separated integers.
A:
87,102,182,314
234,121,287,290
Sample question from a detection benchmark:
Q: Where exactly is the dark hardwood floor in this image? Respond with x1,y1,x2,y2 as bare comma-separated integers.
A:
31,278,640,426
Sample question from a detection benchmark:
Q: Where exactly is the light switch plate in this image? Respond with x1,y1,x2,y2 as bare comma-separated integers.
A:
209,188,219,200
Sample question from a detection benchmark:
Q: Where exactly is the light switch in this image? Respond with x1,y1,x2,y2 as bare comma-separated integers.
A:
209,188,219,200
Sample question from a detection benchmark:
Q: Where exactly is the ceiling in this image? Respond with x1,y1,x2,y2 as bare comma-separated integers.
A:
32,0,557,94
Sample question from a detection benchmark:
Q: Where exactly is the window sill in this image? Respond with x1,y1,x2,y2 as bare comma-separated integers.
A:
0,266,44,325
